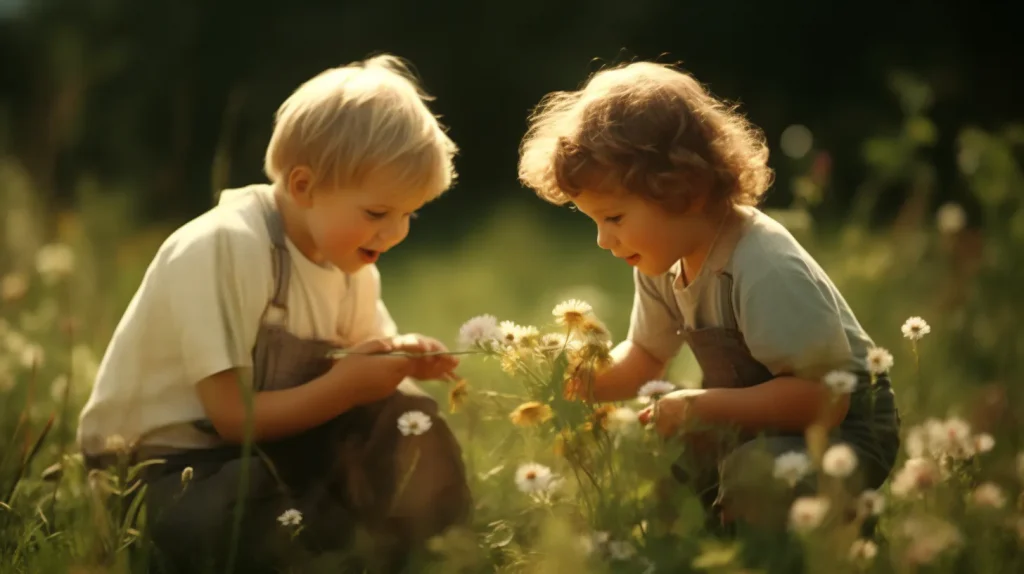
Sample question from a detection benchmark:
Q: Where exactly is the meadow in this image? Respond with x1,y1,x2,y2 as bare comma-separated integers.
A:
1,84,1023,573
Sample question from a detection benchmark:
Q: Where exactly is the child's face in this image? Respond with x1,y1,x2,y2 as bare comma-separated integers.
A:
571,190,710,277
292,170,432,273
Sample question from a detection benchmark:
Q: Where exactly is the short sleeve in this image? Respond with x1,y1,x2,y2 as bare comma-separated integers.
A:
344,265,398,344
625,268,685,363
163,227,269,385
735,261,853,380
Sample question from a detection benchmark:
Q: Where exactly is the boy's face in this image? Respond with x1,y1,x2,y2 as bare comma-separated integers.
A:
571,189,710,277
290,169,433,273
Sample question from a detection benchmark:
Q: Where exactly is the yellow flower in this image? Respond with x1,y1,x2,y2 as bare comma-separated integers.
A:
448,379,469,413
510,401,553,427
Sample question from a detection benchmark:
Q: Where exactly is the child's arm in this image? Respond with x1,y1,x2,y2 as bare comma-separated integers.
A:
581,340,668,402
654,377,850,437
196,337,413,443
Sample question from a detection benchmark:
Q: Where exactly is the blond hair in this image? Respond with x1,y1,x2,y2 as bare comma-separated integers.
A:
518,61,773,212
265,54,457,197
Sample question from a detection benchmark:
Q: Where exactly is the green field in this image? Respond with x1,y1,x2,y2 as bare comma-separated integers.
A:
2,102,1023,573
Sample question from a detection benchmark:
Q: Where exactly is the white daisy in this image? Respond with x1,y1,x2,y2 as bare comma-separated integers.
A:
636,380,677,404
849,539,878,562
277,508,303,527
515,462,554,494
823,370,858,394
901,316,931,341
970,482,1006,508
866,347,894,374
773,451,812,487
789,496,830,532
858,489,885,516
458,314,503,349
397,410,432,436
552,299,593,327
974,433,995,454
890,458,940,498
936,202,966,234
822,444,859,478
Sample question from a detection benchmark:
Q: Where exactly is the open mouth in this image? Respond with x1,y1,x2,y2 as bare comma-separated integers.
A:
358,248,380,263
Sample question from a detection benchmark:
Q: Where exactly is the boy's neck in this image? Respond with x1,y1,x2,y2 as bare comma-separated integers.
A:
679,203,737,286
271,184,326,265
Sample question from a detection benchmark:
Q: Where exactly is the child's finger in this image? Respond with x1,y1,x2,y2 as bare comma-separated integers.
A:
638,406,654,425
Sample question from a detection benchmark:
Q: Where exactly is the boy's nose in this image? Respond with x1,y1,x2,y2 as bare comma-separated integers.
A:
596,228,617,251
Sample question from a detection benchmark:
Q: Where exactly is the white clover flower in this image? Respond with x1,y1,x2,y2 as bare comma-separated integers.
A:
35,243,75,282
866,347,894,374
901,316,931,341
930,417,974,460
458,314,503,349
936,202,966,234
970,482,1006,508
607,540,636,561
397,410,432,436
822,444,859,478
974,433,995,454
890,458,940,498
552,299,592,327
901,516,963,566
849,539,878,562
514,462,554,494
773,451,812,487
636,380,677,404
277,508,303,527
858,489,885,516
789,496,830,532
823,370,858,394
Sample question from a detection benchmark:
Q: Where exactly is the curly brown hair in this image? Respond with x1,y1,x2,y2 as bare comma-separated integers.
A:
518,61,773,212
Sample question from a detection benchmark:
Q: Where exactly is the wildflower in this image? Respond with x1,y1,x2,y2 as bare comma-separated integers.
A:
458,314,503,349
857,490,885,516
789,496,830,532
448,379,468,413
50,375,68,402
1,272,28,301
607,540,636,561
587,405,617,432
849,539,878,562
901,316,931,341
866,347,894,374
515,462,554,494
823,370,858,394
773,452,812,487
974,433,995,454
890,458,940,498
936,202,966,234
637,380,676,404
552,299,592,328
578,317,611,345
499,346,523,375
900,515,962,566
35,243,75,281
822,444,859,478
970,482,1006,508
509,401,553,427
277,508,303,527
181,466,194,486
397,411,432,436
929,417,974,460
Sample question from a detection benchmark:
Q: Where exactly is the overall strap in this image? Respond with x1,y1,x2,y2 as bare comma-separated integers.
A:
705,207,750,332
254,190,292,318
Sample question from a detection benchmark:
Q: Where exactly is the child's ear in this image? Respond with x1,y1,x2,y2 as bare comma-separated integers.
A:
286,166,315,207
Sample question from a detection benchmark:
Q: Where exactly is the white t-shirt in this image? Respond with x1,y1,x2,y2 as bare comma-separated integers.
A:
77,184,397,454
627,206,875,381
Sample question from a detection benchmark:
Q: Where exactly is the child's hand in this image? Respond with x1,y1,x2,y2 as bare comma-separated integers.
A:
391,333,460,381
640,389,705,438
330,337,413,406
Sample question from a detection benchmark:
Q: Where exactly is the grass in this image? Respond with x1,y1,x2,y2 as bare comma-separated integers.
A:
1,97,1023,573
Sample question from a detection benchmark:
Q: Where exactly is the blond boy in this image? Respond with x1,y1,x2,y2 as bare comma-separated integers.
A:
78,55,470,572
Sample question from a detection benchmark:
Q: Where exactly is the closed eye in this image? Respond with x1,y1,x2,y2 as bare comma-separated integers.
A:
365,209,388,220
604,215,623,224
